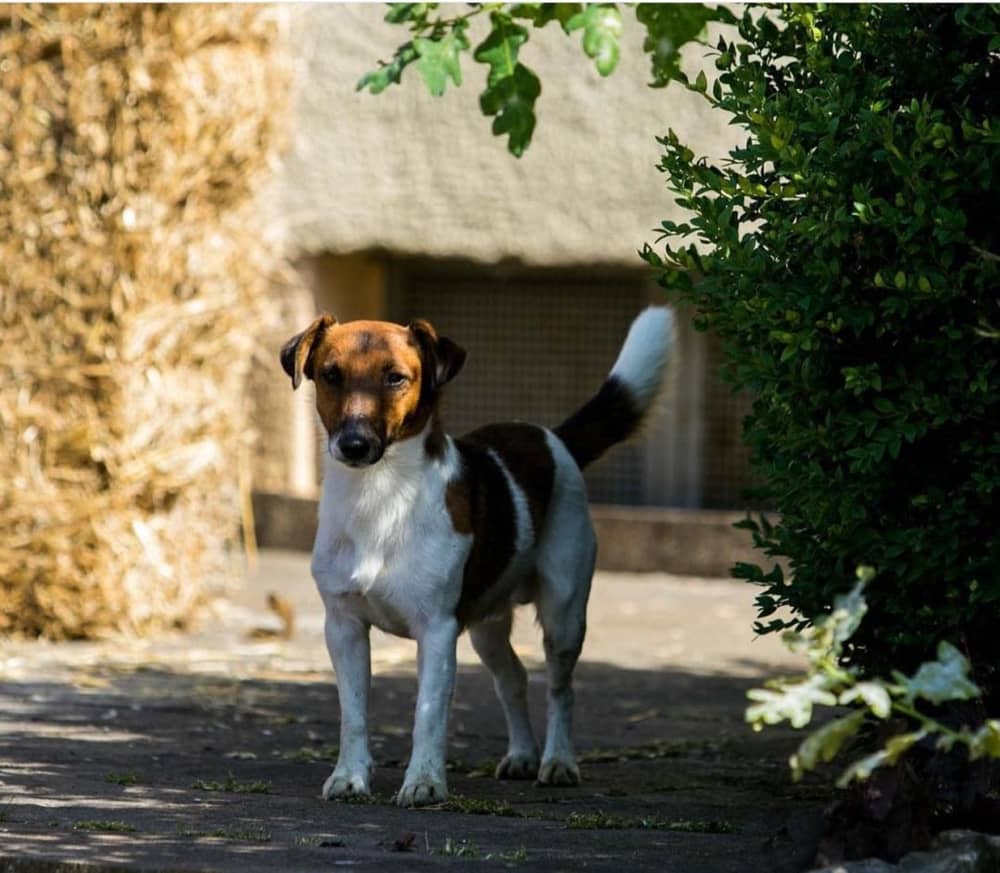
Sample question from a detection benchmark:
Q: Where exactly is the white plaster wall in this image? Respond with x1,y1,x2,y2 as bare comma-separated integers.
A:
270,3,739,268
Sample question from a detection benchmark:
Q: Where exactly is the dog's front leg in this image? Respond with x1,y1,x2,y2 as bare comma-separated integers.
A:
321,595,374,799
397,616,459,807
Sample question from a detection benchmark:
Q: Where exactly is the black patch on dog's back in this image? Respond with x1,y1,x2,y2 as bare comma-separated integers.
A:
450,423,555,625
464,423,554,535
450,439,516,624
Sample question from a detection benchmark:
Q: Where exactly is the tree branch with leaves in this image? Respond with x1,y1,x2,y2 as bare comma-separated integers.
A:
357,2,735,156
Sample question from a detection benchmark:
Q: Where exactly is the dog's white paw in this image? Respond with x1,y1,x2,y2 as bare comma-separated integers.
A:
537,758,580,787
495,751,540,781
396,778,447,807
322,769,371,800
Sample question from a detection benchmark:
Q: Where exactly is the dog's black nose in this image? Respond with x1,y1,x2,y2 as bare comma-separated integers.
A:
338,434,372,463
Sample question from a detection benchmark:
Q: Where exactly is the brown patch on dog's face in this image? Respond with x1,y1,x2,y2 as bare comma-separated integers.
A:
280,317,465,467
310,321,423,466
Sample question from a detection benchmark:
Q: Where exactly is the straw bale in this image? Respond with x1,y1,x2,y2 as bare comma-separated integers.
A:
0,4,295,638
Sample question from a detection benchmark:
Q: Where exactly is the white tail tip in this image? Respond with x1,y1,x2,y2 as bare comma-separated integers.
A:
609,306,675,409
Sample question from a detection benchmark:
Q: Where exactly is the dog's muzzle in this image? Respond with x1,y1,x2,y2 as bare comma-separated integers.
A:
333,418,384,467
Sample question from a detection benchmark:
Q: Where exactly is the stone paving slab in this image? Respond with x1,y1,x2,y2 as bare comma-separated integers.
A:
0,551,827,872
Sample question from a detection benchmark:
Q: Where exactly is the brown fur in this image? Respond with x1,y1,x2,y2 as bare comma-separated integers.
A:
310,321,424,447
280,313,335,389
281,315,465,455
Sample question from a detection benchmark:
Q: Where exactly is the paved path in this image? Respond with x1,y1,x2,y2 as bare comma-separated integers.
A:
0,550,827,872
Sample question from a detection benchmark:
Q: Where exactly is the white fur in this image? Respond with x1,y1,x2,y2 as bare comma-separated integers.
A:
469,611,540,779
534,429,596,781
312,426,469,630
609,305,675,410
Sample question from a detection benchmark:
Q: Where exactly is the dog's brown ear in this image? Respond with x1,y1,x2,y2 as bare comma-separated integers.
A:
280,314,336,390
409,319,466,391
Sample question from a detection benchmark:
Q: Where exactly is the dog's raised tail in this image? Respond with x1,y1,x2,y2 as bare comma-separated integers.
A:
553,306,675,470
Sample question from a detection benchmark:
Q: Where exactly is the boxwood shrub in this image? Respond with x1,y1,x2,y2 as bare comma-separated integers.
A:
644,5,999,691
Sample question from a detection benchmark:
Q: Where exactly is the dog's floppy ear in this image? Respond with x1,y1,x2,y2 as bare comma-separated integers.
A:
408,318,466,391
280,314,336,390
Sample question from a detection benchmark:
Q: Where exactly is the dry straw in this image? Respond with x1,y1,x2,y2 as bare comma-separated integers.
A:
0,4,294,638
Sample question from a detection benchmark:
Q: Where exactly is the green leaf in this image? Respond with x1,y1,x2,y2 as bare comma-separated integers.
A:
899,641,981,705
790,711,865,781
746,674,838,730
565,4,623,76
826,581,868,646
839,681,893,718
385,3,433,25
474,13,529,87
479,62,542,157
836,748,889,788
635,3,731,87
969,720,1000,760
836,730,928,788
510,3,582,30
414,26,470,96
357,42,420,95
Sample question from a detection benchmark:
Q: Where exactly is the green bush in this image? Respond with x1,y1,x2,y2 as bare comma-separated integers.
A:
644,5,1000,687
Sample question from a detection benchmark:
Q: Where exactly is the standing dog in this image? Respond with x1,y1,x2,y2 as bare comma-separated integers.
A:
281,307,673,806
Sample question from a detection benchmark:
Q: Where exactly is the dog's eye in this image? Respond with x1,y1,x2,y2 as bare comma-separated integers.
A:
321,365,342,385
385,371,408,389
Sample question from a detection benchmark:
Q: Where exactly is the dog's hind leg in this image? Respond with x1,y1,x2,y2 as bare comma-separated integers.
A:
470,609,540,779
535,584,588,786
535,473,597,785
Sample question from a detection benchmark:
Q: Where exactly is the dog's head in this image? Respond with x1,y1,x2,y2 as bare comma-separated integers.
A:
280,315,465,467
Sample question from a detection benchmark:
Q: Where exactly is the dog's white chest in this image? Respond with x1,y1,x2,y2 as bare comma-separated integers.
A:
311,437,470,636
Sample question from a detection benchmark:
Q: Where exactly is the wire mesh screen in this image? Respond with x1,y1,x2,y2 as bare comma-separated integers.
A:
388,266,649,505
700,333,760,509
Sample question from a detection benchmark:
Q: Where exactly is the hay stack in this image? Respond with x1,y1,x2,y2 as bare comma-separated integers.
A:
0,4,293,638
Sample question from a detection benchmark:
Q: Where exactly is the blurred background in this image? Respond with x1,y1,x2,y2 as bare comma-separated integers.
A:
1,4,756,642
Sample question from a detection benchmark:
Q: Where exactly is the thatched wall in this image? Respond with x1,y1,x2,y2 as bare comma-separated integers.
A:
0,4,292,638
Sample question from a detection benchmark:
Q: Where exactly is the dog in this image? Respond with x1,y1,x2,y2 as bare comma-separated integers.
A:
280,306,673,807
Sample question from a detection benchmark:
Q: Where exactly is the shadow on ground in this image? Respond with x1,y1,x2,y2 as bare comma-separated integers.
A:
1,658,829,873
